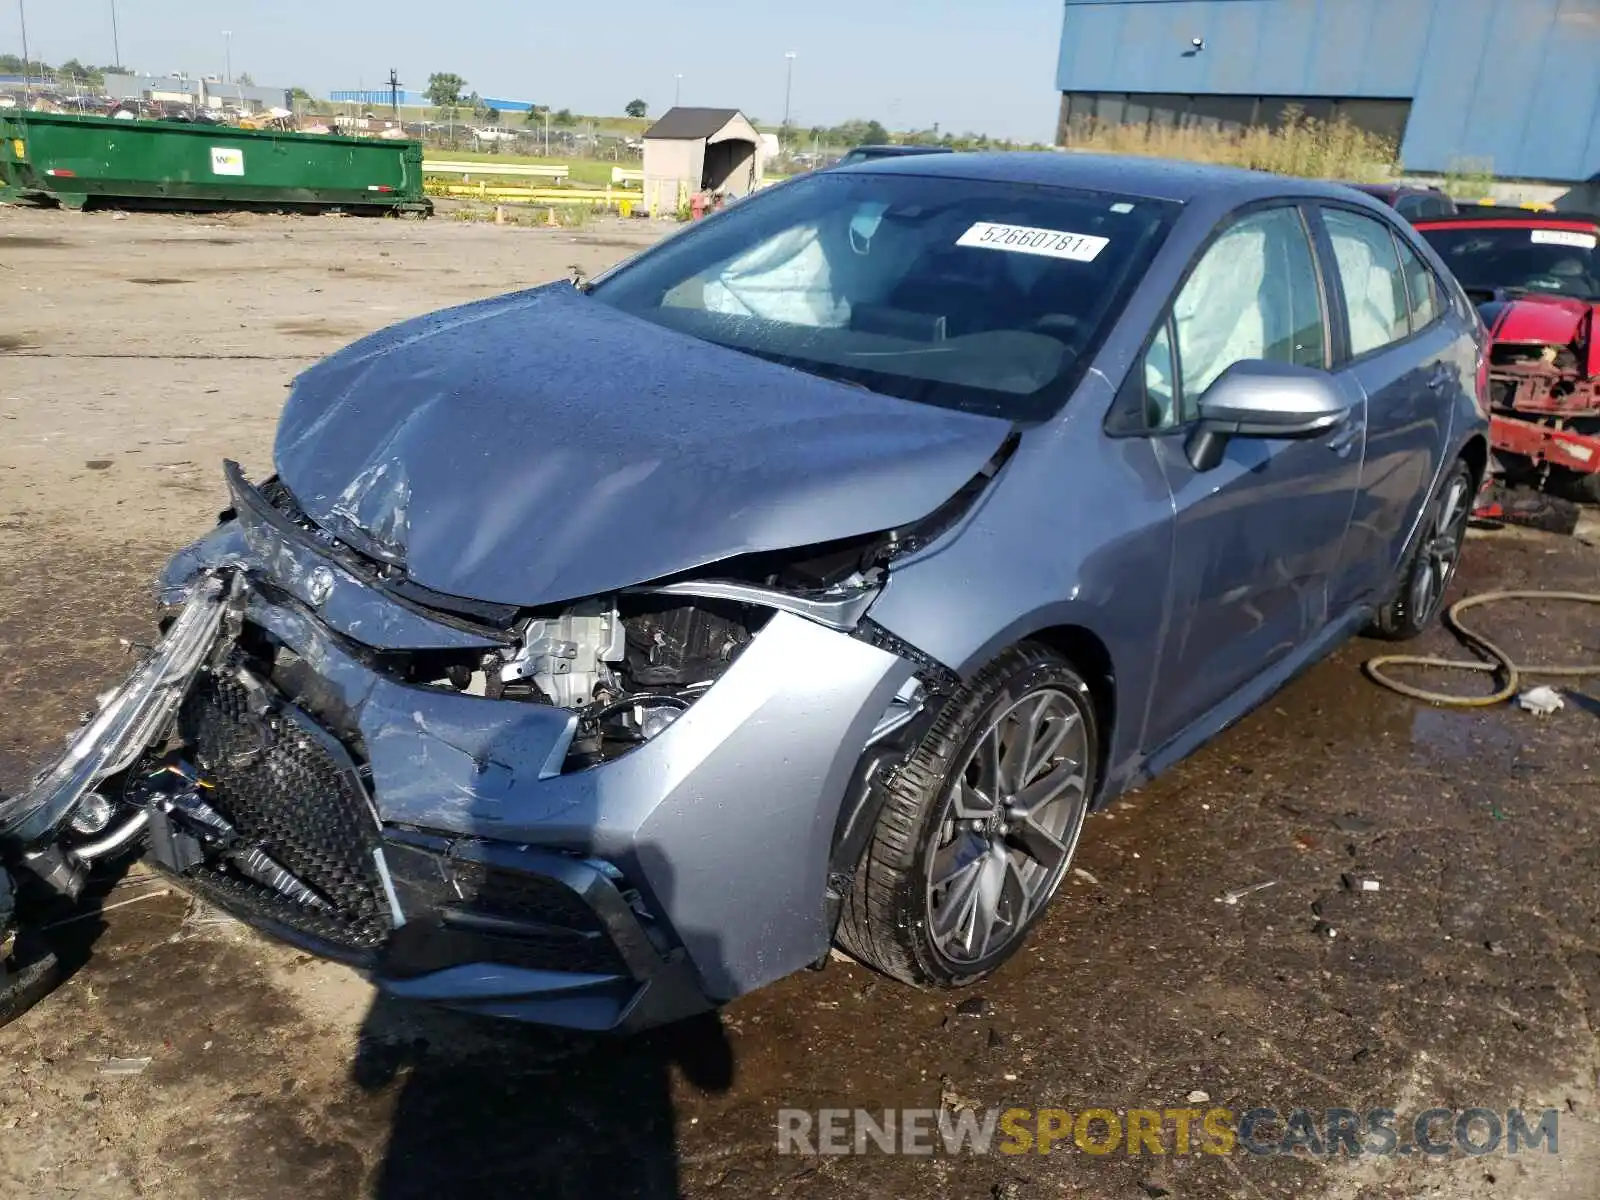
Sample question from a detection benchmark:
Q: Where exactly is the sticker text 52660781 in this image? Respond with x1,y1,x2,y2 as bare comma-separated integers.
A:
957,222,1110,263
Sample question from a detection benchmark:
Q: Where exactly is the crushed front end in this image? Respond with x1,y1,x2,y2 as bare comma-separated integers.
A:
0,459,959,1031
1474,291,1600,489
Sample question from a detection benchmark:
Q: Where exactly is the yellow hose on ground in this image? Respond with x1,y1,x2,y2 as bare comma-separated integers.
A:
1364,590,1600,707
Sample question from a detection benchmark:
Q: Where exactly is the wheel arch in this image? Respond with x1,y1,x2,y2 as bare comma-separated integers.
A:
825,617,1122,937
1458,433,1489,491
1020,623,1117,802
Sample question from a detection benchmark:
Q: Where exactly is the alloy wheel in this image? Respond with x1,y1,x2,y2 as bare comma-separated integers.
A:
924,687,1091,966
1410,472,1471,625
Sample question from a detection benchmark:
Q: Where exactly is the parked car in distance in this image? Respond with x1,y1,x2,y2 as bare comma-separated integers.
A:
1,153,1488,1034
1413,208,1600,501
1346,182,1458,221
835,143,955,167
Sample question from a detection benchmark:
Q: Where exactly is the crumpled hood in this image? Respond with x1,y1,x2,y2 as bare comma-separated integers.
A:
1482,293,1593,359
274,283,1013,607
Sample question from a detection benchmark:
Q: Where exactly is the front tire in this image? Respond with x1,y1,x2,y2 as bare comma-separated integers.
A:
837,643,1098,988
1369,457,1474,641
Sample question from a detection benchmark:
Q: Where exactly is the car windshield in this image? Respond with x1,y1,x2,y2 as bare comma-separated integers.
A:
1418,224,1600,300
587,172,1176,419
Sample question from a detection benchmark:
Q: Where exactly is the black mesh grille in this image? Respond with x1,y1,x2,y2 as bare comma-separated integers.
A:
178,670,392,953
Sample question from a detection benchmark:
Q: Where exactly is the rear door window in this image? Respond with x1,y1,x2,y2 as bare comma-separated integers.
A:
1394,236,1442,332
1322,208,1411,357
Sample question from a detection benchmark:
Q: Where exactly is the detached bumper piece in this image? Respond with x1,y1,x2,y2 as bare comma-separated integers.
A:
376,834,710,1032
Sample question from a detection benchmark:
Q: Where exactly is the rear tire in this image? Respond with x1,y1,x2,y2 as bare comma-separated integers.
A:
836,643,1098,988
1369,458,1474,641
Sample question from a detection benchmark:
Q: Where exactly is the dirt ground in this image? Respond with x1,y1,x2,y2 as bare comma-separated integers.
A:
2,202,1599,1200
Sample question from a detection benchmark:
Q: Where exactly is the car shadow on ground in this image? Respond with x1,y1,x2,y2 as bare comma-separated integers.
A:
349,848,737,1199
353,1000,734,1199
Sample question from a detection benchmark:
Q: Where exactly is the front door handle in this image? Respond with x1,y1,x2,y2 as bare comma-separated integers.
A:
1327,419,1362,458
1426,366,1452,392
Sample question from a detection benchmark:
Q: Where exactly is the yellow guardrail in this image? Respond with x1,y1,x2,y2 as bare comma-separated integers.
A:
431,180,640,215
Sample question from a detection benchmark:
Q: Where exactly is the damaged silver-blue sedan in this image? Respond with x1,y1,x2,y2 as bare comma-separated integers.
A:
1,154,1488,1030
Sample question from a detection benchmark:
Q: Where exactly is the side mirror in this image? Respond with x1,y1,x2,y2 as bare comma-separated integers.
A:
1186,360,1351,471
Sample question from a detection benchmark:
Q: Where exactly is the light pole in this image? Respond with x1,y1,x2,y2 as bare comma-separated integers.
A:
783,51,797,130
17,0,30,106
222,30,232,84
674,73,682,107
110,0,121,69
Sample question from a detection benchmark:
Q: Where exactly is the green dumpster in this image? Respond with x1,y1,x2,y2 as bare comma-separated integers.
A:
0,111,430,215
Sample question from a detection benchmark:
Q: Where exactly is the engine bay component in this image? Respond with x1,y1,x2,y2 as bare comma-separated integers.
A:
499,598,626,708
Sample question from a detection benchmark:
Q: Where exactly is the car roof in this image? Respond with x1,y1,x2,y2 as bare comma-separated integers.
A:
835,150,1392,207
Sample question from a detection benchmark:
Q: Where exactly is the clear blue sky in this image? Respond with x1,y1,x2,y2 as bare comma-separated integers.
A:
11,0,1065,141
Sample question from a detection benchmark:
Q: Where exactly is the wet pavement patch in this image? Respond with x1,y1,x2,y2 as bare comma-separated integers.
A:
0,334,32,353
274,319,362,338
0,235,65,249
127,277,192,286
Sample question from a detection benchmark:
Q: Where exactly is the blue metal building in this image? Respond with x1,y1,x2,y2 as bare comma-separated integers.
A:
329,90,537,114
1057,0,1600,182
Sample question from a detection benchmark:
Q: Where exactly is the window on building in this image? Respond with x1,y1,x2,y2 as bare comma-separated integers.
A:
1332,99,1411,148
1185,95,1258,133
1058,92,1412,149
1143,94,1188,128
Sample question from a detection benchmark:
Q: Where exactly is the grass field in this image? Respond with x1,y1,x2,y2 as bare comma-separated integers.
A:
1062,110,1399,180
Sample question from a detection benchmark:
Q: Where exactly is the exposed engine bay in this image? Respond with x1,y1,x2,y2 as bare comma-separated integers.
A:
421,593,774,768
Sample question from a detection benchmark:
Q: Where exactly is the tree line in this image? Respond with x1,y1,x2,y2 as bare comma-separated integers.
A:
421,71,1040,149
0,55,124,90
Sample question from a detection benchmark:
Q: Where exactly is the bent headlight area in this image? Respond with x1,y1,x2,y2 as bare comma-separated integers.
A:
0,574,228,845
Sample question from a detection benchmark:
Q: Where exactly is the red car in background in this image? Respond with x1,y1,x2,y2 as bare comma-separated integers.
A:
1415,210,1600,502
1347,183,1459,221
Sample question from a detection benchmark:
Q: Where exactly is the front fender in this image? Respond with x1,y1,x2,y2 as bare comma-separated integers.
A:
865,421,1176,798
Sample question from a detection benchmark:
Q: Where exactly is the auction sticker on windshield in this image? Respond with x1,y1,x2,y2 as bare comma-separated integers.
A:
958,222,1109,262
1531,229,1597,249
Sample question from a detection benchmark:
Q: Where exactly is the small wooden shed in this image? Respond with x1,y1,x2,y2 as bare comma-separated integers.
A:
641,107,764,216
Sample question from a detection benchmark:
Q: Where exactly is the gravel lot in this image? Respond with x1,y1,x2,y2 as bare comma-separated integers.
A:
2,203,1599,1200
